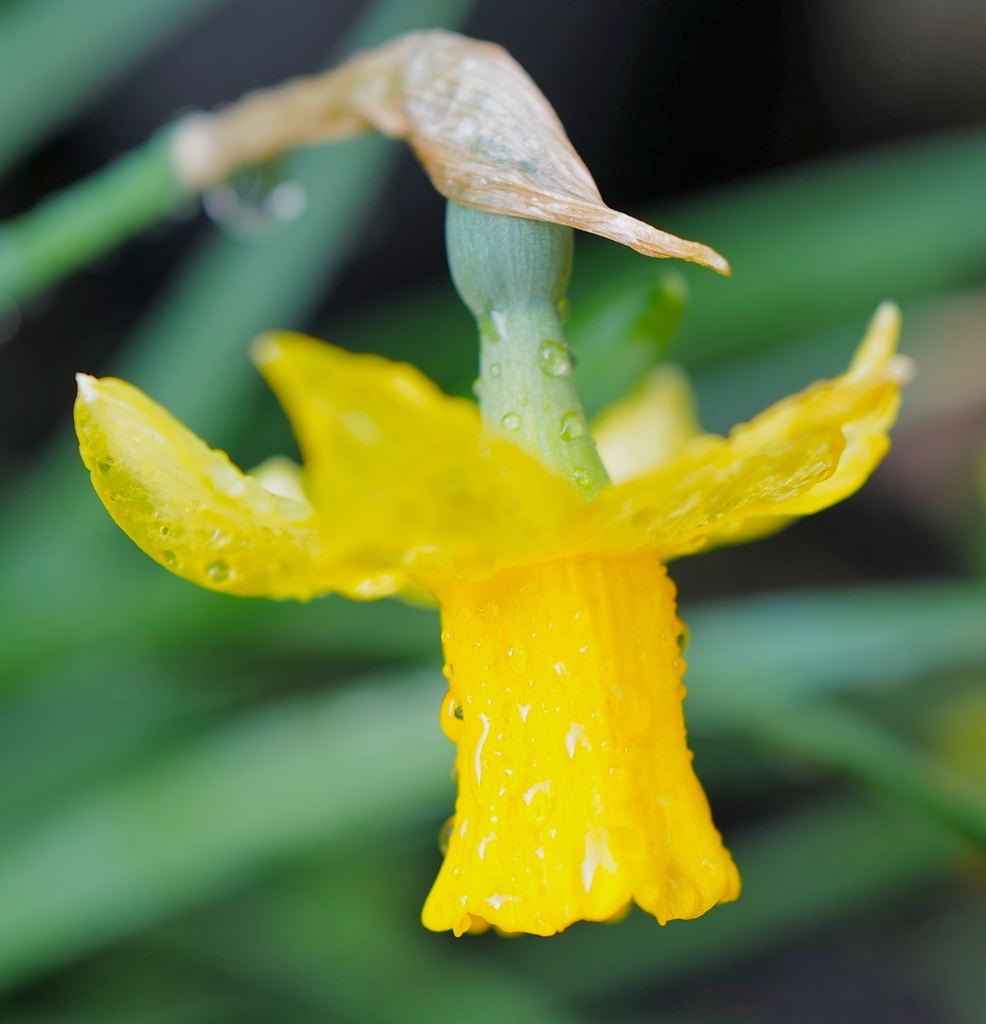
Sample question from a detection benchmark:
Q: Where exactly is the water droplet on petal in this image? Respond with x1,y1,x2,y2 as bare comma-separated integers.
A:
677,623,690,652
538,339,572,377
490,363,501,378
205,558,229,582
439,815,456,855
559,411,583,439
473,378,483,397
501,412,521,431
572,467,592,489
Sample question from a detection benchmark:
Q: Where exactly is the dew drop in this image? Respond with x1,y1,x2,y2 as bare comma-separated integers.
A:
572,467,592,489
538,339,572,377
205,558,229,582
438,815,456,855
454,704,464,720
472,378,483,397
677,623,690,653
559,411,584,440
479,311,500,344
490,363,501,378
501,412,521,431
162,551,177,567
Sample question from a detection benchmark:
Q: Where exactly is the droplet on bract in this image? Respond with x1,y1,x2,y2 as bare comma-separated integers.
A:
538,339,572,377
490,363,501,378
559,411,583,440
501,412,521,431
572,467,592,489
439,815,456,855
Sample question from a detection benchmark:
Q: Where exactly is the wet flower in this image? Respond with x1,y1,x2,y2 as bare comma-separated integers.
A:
74,302,910,936
75,27,912,937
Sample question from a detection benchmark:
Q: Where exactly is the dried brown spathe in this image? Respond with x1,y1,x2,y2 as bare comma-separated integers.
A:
172,31,729,273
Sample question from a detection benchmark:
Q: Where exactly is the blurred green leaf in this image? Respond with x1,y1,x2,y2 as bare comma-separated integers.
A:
157,855,579,1024
0,0,226,175
0,669,452,994
568,271,687,418
735,701,986,852
0,657,217,845
683,581,986,715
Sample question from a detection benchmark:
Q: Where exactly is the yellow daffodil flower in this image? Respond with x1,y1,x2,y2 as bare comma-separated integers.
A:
75,300,910,936
73,27,913,938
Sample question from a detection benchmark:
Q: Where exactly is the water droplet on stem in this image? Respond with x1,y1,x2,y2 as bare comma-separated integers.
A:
538,339,572,377
559,411,583,439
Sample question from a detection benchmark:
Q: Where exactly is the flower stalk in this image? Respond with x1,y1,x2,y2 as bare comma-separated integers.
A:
446,201,609,497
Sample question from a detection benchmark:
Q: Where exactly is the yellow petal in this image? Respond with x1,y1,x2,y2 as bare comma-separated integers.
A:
423,551,739,937
253,332,584,582
589,302,912,559
592,364,702,484
171,32,728,273
75,375,356,600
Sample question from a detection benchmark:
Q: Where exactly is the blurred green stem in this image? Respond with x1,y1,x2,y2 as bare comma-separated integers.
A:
0,129,191,303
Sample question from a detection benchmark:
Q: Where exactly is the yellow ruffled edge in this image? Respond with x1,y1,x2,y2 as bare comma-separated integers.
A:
73,337,584,601
586,302,912,560
74,303,909,600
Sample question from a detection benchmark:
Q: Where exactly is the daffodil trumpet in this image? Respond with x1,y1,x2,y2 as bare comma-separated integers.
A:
75,28,911,940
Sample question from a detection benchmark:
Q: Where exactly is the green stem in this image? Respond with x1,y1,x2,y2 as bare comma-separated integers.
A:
0,129,191,304
445,201,609,498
